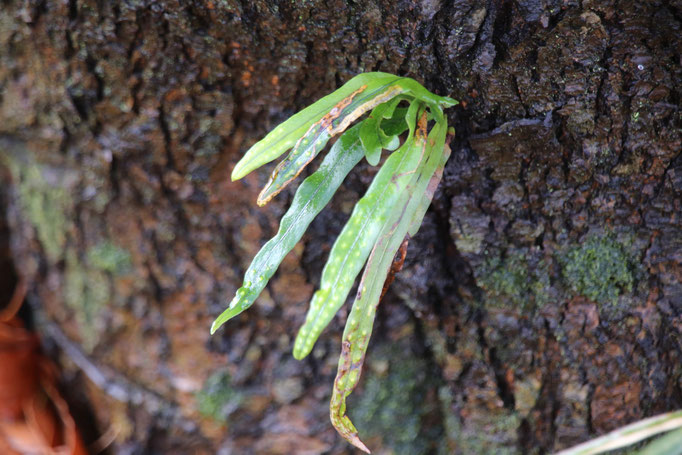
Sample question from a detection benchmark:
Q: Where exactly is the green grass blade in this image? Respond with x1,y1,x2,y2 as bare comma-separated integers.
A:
555,410,682,455
211,125,365,334
638,427,682,455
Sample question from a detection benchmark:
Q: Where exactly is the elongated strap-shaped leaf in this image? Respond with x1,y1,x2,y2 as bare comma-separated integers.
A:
231,72,402,180
291,112,430,360
210,125,366,334
330,119,450,452
257,82,408,206
408,129,451,235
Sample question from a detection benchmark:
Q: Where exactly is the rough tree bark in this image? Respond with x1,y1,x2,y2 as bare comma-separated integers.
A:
1,0,680,454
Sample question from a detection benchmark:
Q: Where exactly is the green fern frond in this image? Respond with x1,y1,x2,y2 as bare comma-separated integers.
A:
212,72,457,452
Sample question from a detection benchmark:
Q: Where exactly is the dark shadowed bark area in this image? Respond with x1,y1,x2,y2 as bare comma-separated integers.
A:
1,0,681,453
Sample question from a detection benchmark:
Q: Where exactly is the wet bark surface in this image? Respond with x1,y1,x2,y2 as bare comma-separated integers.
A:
1,0,681,453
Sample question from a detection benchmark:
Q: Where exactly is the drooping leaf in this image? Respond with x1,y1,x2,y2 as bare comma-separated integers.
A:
381,133,401,151
211,125,366,334
329,118,450,452
292,111,430,360
408,122,450,235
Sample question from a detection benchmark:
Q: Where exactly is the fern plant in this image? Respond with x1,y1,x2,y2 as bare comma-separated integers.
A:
211,72,457,452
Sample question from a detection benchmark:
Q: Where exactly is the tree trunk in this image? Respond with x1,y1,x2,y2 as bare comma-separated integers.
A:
1,0,680,453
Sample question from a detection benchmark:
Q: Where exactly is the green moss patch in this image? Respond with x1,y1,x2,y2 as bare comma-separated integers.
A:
64,251,111,351
7,160,71,262
195,370,241,423
477,250,550,309
560,235,635,304
87,241,131,274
